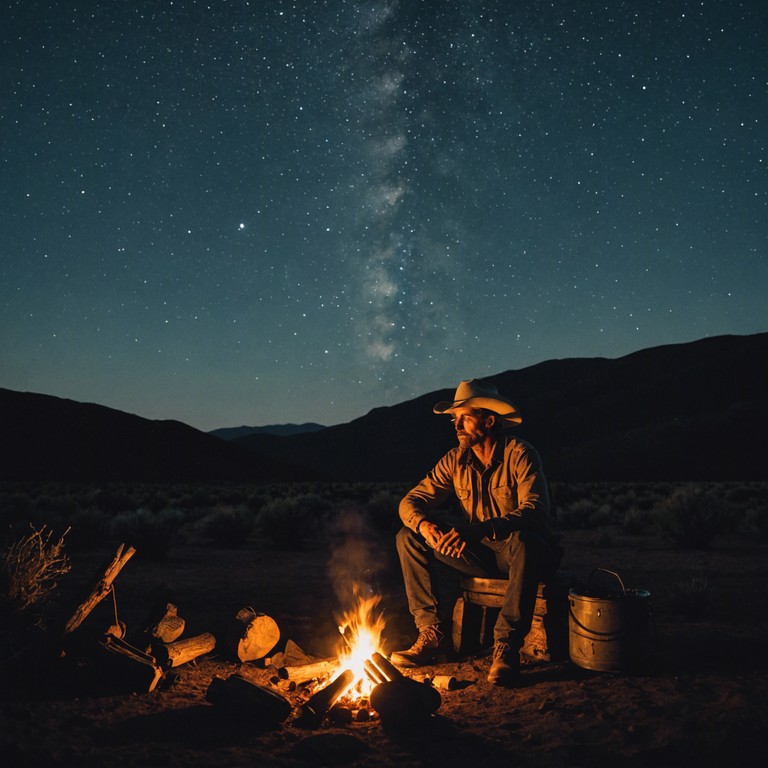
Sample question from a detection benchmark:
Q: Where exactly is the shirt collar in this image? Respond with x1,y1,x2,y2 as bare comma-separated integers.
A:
460,438,504,471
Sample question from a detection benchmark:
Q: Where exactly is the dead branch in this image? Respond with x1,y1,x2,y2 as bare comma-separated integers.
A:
63,543,136,638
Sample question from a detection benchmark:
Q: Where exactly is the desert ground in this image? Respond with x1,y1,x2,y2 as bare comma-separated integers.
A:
1,481,767,767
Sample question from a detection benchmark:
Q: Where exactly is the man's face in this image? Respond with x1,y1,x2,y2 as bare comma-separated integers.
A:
451,407,493,449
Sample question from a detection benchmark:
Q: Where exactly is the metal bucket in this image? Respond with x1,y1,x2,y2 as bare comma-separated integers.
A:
568,569,652,672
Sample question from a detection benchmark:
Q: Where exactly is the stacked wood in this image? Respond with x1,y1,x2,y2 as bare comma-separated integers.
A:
206,674,291,725
229,607,280,662
141,602,185,645
154,632,216,669
100,632,164,693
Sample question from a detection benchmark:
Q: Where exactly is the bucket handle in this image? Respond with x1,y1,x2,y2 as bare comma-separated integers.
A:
588,568,627,596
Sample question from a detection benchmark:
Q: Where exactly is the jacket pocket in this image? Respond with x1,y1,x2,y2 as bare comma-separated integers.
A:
490,484,518,512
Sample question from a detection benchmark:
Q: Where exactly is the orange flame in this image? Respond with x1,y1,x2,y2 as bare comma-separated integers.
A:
333,584,386,699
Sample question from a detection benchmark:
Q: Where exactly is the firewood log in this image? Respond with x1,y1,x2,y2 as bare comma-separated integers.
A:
205,674,291,724
154,632,216,668
283,658,339,684
370,677,441,726
141,602,185,645
230,607,280,662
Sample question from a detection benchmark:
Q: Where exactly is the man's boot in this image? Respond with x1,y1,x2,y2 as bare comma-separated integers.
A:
390,626,449,667
488,641,520,686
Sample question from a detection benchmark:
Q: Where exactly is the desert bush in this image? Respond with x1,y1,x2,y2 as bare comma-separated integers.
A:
588,503,616,528
196,505,254,546
246,492,270,514
177,488,218,510
743,506,768,538
364,489,404,534
89,488,138,514
622,506,654,535
0,525,71,620
588,529,615,548
667,573,710,617
109,508,185,561
558,498,599,529
256,493,334,550
654,484,739,549
611,491,637,514
62,506,112,550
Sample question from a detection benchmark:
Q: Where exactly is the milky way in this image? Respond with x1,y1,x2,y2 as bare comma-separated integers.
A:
1,0,766,429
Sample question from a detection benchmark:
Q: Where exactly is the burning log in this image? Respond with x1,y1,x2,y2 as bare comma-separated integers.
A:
296,669,355,728
283,658,339,684
205,674,292,725
154,632,216,669
229,607,280,662
62,543,136,640
363,658,388,685
368,652,441,726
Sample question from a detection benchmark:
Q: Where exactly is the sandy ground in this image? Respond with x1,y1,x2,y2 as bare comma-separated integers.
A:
2,527,768,767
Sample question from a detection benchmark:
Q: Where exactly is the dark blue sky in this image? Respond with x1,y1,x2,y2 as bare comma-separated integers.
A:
2,0,766,430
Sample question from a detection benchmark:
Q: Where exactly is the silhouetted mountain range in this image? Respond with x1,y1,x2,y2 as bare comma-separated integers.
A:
209,423,326,440
2,332,766,483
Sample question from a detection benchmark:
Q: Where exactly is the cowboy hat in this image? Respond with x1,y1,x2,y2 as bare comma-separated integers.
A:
433,379,523,425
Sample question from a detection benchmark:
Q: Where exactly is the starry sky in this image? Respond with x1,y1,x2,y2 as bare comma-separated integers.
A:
2,0,766,431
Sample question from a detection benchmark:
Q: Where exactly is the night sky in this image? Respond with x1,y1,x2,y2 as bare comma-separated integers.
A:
2,1,766,431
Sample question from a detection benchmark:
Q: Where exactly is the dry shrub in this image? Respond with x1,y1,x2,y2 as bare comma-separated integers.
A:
1,525,71,617
654,484,739,549
668,573,711,617
196,505,254,546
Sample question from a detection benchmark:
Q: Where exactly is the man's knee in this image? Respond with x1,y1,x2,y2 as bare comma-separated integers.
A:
396,525,418,553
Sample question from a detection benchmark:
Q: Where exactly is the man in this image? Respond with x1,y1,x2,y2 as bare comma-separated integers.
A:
391,379,562,686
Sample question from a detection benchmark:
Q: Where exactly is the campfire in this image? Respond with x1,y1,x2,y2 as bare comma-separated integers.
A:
296,585,441,728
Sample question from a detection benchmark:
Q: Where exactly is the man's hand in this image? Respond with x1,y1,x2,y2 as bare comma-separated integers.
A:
434,528,468,559
418,521,444,550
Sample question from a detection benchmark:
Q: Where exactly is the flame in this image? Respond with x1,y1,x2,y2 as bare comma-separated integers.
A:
333,584,386,699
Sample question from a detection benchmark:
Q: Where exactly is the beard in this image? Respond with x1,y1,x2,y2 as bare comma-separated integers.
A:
456,430,482,449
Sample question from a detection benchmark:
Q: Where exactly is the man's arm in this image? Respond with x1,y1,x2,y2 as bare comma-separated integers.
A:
398,450,457,533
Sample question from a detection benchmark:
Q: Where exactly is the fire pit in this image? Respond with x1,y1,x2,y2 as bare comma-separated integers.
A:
295,588,441,728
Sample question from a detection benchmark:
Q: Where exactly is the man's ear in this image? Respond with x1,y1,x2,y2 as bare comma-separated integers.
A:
486,413,496,429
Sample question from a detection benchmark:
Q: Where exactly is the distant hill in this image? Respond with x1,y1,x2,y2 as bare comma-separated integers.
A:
233,332,768,483
0,390,305,483
209,423,326,440
1,332,766,483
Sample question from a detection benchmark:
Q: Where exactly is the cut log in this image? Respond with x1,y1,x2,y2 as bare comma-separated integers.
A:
100,632,164,693
296,669,354,728
63,543,136,638
264,638,309,669
142,602,185,645
370,677,441,726
155,632,216,668
283,658,339,684
230,607,280,662
206,674,291,725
